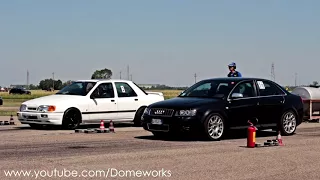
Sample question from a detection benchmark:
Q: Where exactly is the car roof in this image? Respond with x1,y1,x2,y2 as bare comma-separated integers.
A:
203,77,270,82
75,79,132,83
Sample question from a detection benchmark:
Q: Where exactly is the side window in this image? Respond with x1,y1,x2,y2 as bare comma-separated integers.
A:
115,82,137,97
231,81,255,98
257,80,285,96
94,83,114,98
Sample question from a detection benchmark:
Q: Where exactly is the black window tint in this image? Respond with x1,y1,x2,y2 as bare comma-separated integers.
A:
115,82,137,97
94,83,114,98
257,80,285,96
231,81,255,98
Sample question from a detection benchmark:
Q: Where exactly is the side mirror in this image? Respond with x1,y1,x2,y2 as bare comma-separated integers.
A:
90,89,98,99
231,93,243,99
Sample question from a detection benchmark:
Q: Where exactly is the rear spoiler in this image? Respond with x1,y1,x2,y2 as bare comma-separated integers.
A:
145,91,164,96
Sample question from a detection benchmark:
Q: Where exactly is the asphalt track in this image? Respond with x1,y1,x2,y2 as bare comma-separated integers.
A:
1,117,320,180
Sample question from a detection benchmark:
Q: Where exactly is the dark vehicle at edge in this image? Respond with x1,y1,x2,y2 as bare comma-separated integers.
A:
9,88,31,95
141,77,303,140
0,97,2,105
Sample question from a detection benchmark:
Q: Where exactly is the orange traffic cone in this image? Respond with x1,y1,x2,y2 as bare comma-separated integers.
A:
99,120,105,130
276,131,283,146
109,120,115,133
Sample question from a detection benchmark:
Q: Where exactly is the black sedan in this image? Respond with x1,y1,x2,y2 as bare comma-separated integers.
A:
9,88,31,95
141,77,303,140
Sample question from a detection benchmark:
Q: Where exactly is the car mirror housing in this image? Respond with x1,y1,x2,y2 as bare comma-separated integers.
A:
231,93,243,99
90,94,95,99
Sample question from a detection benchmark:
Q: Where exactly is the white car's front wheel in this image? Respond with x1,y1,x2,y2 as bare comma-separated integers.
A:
62,109,81,130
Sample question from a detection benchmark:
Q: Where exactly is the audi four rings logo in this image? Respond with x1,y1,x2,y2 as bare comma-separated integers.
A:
154,110,165,114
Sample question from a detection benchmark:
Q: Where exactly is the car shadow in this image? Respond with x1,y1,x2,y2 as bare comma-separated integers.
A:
135,129,278,142
1,122,136,131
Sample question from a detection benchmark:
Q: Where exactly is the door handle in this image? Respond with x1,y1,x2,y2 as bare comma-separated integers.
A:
111,100,115,102
134,99,138,101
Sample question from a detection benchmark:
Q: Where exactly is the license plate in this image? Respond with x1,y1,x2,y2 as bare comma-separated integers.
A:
151,119,162,125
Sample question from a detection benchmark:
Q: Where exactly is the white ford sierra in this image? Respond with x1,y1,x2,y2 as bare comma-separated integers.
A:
17,79,164,129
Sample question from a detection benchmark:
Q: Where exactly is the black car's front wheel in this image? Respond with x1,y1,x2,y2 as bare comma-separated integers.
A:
279,110,297,136
204,113,226,141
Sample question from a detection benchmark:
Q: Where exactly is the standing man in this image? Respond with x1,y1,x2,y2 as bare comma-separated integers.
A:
227,62,242,77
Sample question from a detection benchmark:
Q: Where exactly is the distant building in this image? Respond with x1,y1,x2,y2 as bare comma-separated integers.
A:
137,84,161,89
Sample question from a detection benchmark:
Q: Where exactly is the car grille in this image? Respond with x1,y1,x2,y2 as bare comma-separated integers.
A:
149,108,174,117
27,107,37,111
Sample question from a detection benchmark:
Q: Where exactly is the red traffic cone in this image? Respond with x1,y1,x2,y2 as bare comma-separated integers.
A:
99,120,105,130
109,120,115,133
276,131,284,146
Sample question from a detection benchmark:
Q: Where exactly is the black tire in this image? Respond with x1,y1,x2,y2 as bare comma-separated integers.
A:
203,113,226,141
62,109,81,130
133,107,146,127
278,110,297,136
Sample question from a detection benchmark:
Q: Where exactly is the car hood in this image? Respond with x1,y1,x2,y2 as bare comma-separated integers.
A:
22,94,85,106
148,97,224,109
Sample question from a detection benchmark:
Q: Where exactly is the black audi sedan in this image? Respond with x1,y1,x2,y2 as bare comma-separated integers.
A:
141,77,303,140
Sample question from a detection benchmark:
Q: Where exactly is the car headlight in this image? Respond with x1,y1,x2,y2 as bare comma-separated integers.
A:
176,109,197,116
143,107,150,115
20,104,27,112
37,105,56,112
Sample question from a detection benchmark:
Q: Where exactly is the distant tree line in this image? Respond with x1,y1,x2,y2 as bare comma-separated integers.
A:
142,85,188,90
24,68,187,91
12,67,320,91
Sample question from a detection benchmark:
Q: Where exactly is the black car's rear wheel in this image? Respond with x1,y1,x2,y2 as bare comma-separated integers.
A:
279,110,297,136
204,113,225,141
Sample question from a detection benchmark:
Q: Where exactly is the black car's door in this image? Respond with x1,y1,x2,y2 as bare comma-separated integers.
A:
226,80,259,128
255,80,286,127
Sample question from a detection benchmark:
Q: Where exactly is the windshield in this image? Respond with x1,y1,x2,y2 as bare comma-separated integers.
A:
56,81,97,96
179,80,236,98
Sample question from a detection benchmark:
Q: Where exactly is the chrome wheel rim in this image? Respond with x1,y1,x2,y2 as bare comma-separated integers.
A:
283,112,296,134
208,115,224,139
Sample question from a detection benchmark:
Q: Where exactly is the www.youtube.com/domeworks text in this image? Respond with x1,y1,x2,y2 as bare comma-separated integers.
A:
3,168,172,178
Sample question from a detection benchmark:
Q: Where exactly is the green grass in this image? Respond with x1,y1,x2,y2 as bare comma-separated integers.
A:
0,110,17,116
1,99,29,107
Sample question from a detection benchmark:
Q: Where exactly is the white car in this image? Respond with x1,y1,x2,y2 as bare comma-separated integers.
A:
17,79,164,129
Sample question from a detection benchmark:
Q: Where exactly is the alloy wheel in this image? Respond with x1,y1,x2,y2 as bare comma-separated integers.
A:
282,111,296,134
207,115,224,140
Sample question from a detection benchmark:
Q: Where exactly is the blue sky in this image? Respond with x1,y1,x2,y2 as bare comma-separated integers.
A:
0,0,319,87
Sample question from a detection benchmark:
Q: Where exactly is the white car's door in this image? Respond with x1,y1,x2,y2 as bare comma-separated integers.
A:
114,82,140,121
87,82,118,123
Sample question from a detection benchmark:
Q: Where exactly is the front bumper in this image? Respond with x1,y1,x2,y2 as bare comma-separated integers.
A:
17,112,64,125
141,115,202,132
